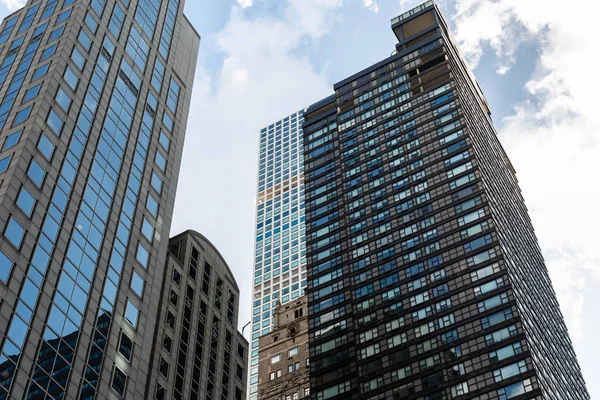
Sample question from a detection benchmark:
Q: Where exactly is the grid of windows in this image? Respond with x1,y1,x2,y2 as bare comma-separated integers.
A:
302,3,588,400
249,111,307,400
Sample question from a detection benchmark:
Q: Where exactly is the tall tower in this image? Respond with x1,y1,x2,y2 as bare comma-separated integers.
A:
0,0,199,399
250,110,307,400
303,2,589,399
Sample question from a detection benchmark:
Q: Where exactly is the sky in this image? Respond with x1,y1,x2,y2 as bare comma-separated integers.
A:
1,0,598,396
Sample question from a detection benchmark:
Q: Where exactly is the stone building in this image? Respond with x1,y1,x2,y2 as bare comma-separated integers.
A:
258,296,310,400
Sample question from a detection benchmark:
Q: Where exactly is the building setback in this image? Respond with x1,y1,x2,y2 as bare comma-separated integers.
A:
257,296,309,400
250,110,308,400
147,230,248,400
0,0,199,399
302,2,589,400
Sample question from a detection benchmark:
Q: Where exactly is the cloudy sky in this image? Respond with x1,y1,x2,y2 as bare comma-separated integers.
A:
1,0,598,396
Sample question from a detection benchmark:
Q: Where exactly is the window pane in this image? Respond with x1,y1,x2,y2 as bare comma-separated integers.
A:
32,63,50,81
0,155,12,173
55,88,71,112
13,106,32,126
125,301,139,328
4,217,25,248
2,129,22,150
46,110,64,135
0,250,13,283
118,333,133,361
131,272,144,296
63,67,78,90
27,160,46,188
16,187,36,217
136,244,149,268
23,84,41,103
111,367,127,396
151,172,162,194
141,218,153,241
37,134,55,160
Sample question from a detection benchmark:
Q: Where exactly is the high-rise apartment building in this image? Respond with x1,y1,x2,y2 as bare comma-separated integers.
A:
149,230,248,400
250,111,308,399
303,2,589,399
257,296,309,400
0,0,199,399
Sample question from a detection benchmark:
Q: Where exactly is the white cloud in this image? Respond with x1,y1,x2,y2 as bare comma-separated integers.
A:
172,1,342,333
362,0,380,13
450,0,600,390
236,0,253,8
0,0,25,10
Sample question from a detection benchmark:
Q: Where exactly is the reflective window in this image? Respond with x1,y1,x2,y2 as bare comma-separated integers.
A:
63,66,78,90
111,366,127,396
141,218,153,241
119,333,133,361
0,154,12,173
125,26,150,71
32,63,50,81
155,151,166,172
71,47,85,70
131,271,144,296
55,88,71,112
108,4,125,39
146,194,158,217
23,84,41,103
159,131,170,151
136,244,149,268
16,187,36,217
167,79,179,113
27,159,45,188
18,4,40,33
85,13,98,34
151,172,162,194
40,44,57,61
78,29,92,52
4,217,25,248
125,300,139,327
46,110,63,135
162,112,173,132
2,129,21,150
0,250,13,283
37,134,55,160
48,25,64,42
13,106,32,126
56,8,71,24
151,58,164,93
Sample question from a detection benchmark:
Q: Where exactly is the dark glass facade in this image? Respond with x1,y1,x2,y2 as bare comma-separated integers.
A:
303,2,589,400
0,0,199,398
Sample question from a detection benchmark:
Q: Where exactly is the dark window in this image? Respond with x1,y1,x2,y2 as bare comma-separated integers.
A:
159,357,169,377
169,289,178,307
172,268,181,285
166,311,175,329
111,367,127,396
118,333,133,361
155,383,165,400
163,334,172,353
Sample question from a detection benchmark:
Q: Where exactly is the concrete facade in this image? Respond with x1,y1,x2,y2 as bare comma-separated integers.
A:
147,230,248,400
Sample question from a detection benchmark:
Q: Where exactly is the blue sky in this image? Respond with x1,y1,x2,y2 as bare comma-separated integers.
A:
1,0,598,396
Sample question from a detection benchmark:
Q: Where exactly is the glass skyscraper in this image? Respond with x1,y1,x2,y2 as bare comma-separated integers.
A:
303,2,589,399
250,110,307,400
0,0,199,399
